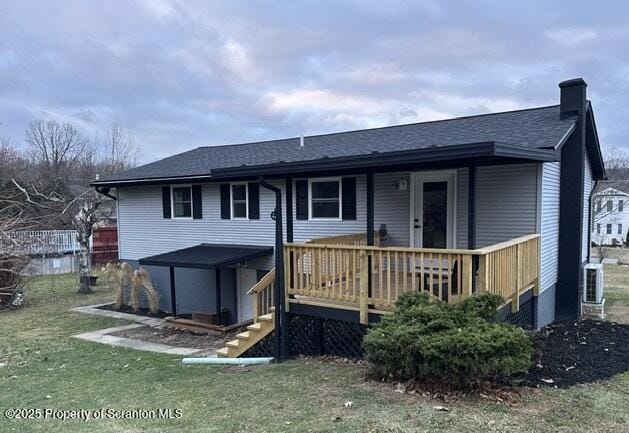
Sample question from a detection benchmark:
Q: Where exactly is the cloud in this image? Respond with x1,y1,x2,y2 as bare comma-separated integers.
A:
0,0,628,161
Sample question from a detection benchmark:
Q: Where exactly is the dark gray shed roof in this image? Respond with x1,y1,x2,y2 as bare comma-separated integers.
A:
95,104,578,185
138,244,274,269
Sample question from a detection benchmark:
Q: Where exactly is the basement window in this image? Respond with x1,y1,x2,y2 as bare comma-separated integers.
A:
309,178,341,219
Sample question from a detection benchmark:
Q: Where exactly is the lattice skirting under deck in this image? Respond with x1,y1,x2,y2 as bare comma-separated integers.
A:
244,299,534,358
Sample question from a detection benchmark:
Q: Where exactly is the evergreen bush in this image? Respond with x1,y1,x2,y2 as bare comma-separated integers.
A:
363,293,533,386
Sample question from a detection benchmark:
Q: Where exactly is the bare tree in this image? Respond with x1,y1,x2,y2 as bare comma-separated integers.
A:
0,137,21,184
100,120,138,176
603,146,629,180
25,119,88,187
71,198,101,293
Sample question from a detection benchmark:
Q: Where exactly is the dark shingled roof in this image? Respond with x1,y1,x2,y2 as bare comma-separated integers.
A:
138,244,274,269
97,105,576,184
593,180,629,195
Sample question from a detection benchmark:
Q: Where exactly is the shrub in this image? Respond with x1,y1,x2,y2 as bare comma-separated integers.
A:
363,293,532,386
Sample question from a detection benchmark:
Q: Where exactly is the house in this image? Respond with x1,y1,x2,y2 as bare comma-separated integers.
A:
92,78,605,359
592,181,629,246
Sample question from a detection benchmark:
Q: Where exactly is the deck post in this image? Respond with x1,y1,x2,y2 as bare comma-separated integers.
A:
359,250,369,325
468,162,477,249
286,177,294,290
366,171,374,300
169,266,177,317
286,177,293,243
215,268,222,325
468,162,478,293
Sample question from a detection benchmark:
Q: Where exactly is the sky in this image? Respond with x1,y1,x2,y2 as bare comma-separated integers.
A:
1,1,628,163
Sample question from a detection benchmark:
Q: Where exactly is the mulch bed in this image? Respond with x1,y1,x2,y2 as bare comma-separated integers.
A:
97,303,169,319
110,326,238,353
519,319,629,388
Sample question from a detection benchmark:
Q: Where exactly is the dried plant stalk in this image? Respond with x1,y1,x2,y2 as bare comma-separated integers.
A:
134,268,160,313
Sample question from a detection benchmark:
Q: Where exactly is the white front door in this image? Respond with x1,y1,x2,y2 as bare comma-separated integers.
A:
238,269,257,322
412,171,456,249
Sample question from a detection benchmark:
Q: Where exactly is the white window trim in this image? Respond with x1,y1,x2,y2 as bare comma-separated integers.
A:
171,185,193,220
230,182,249,220
308,177,342,221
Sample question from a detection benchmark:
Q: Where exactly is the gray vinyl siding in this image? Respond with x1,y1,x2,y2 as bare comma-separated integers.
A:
474,164,538,247
540,162,560,293
374,172,410,246
118,181,286,269
583,153,593,260
117,165,538,268
124,259,237,317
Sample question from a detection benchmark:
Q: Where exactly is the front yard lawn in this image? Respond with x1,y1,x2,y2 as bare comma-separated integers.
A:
0,271,628,433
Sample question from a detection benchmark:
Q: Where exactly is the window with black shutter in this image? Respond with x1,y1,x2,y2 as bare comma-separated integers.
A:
162,186,171,219
342,177,356,220
310,178,341,219
220,184,231,219
295,180,308,220
191,185,203,219
172,186,193,218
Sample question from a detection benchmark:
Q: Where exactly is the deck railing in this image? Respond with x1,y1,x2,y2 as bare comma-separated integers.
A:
248,268,275,321
2,230,79,255
284,234,540,324
307,232,381,246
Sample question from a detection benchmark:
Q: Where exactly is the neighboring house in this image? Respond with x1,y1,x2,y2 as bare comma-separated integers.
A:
93,78,605,358
592,181,629,246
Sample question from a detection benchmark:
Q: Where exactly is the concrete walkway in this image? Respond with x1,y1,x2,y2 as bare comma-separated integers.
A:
72,303,165,327
72,303,203,356
73,323,203,356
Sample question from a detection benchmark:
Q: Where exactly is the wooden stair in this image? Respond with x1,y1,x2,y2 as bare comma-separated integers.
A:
216,312,275,358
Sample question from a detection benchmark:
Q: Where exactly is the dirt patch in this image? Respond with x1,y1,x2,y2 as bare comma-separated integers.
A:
97,303,169,319
110,325,240,354
521,320,629,388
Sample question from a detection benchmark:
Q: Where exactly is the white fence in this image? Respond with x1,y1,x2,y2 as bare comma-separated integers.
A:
3,230,80,256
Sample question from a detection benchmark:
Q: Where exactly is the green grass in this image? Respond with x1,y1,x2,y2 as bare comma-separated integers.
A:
0,272,628,432
604,264,629,323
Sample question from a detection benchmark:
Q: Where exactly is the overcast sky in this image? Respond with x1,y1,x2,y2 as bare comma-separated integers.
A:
1,1,628,162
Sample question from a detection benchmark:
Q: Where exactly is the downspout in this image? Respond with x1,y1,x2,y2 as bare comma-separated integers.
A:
588,180,599,263
258,178,288,362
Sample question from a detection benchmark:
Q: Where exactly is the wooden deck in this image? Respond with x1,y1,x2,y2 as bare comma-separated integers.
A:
284,233,540,324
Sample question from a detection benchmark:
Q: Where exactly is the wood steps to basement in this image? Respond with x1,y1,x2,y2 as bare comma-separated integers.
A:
216,312,275,358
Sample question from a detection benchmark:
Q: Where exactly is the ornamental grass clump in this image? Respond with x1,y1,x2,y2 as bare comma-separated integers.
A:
363,293,533,387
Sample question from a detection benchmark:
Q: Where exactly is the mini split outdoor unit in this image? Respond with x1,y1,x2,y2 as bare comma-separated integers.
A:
583,263,604,304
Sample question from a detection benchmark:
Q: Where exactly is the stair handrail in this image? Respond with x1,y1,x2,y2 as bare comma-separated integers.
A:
248,268,275,320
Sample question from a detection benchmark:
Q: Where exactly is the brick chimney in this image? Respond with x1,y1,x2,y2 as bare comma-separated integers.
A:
559,78,587,119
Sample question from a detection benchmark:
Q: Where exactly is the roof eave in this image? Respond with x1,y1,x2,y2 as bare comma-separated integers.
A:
211,141,557,180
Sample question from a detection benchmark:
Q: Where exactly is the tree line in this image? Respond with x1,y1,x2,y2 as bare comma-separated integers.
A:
0,119,138,229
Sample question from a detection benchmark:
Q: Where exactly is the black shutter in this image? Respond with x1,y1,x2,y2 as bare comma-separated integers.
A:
342,177,357,220
295,180,308,220
192,185,203,219
162,186,171,219
248,182,260,219
220,184,231,219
